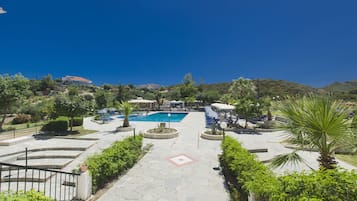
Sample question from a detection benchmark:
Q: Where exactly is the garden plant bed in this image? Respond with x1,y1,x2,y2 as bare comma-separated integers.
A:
201,130,224,140
143,128,178,139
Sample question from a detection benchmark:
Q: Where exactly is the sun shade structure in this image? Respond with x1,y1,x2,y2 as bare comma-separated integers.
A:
128,97,156,104
128,97,156,110
170,100,185,108
211,103,235,111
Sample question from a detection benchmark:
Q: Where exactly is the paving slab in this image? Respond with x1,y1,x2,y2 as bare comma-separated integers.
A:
12,158,73,169
17,150,82,160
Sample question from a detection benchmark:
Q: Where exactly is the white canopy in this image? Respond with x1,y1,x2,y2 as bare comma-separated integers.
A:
128,97,155,104
170,100,184,103
211,103,235,111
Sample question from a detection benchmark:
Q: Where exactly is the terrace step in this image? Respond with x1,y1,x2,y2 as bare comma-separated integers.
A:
0,136,34,146
17,151,82,160
11,158,73,170
0,169,56,182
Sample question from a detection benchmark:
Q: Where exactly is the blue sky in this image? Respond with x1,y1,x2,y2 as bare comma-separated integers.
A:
0,0,356,87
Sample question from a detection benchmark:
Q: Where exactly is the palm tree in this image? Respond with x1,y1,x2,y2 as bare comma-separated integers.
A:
261,97,272,121
271,96,355,170
119,102,134,127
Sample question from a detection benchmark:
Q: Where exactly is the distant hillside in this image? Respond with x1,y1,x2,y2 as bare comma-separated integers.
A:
198,82,231,94
255,79,317,97
198,79,316,97
323,80,357,93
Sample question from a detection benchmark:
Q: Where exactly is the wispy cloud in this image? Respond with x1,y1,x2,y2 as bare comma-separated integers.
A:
0,7,7,14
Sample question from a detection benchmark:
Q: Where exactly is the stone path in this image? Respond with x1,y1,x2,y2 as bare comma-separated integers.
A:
97,112,229,201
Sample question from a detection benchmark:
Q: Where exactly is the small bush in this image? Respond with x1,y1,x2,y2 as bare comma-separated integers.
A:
221,137,357,201
0,190,54,201
70,117,83,127
272,169,357,201
12,114,32,124
86,135,143,192
41,118,68,132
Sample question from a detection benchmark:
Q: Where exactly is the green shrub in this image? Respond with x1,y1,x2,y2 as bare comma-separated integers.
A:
12,114,32,124
221,137,357,201
86,135,143,192
272,169,357,201
41,117,68,132
221,136,278,200
0,190,54,201
70,117,83,127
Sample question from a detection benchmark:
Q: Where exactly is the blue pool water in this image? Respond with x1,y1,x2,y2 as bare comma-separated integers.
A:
118,112,188,122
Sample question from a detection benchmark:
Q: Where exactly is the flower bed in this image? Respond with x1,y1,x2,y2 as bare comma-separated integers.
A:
143,128,178,139
201,130,224,140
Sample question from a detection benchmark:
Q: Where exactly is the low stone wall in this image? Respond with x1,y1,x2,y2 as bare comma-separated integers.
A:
254,128,281,132
201,132,223,140
143,130,179,139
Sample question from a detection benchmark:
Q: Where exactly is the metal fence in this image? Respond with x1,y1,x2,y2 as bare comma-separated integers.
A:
0,162,80,201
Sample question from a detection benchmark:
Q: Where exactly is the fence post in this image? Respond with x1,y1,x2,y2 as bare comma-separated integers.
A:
25,148,28,172
77,168,92,200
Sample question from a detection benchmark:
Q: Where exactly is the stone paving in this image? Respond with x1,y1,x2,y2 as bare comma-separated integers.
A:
97,112,229,201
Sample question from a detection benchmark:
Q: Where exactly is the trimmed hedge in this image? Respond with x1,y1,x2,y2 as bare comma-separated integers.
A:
221,136,278,200
41,117,68,132
221,136,357,201
0,190,54,201
70,117,83,127
86,135,143,192
273,169,357,201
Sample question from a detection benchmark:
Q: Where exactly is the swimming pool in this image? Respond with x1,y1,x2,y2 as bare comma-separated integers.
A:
118,112,188,122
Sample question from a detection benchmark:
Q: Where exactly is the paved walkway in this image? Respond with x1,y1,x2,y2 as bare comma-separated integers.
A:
97,112,229,201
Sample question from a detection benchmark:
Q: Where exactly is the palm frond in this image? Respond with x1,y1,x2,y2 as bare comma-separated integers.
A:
269,151,304,169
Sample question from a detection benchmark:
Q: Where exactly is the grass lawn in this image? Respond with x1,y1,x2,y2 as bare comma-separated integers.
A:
3,121,46,130
336,154,357,167
0,125,97,140
63,126,97,137
0,126,44,140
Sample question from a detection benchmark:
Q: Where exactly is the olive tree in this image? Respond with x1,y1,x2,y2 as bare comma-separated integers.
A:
0,74,29,131
53,96,91,131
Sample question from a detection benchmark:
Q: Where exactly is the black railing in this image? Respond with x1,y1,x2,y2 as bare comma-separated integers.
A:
0,162,80,201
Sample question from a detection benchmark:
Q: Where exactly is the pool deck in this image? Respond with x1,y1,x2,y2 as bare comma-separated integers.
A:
2,112,355,200
96,112,229,201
